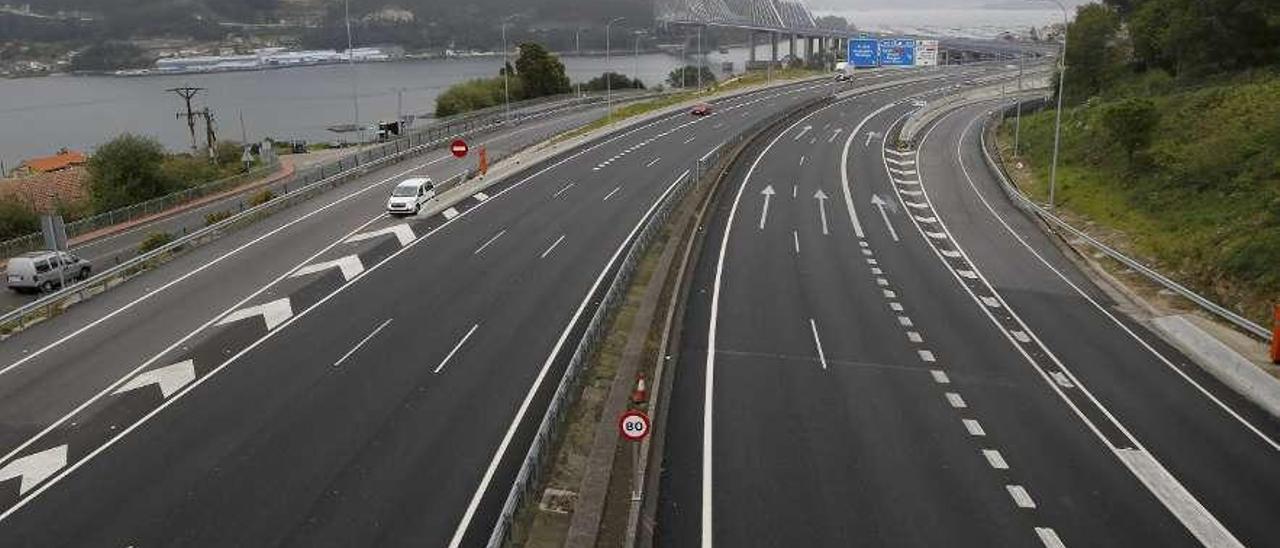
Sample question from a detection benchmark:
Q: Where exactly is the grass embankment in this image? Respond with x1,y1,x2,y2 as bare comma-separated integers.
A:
556,68,824,143
999,70,1280,324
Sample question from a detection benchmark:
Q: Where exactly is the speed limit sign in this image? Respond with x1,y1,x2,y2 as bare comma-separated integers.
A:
618,410,650,442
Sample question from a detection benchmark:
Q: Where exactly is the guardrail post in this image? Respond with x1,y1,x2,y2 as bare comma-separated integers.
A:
1272,304,1279,364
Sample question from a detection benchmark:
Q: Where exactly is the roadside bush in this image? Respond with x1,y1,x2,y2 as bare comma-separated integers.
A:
435,77,524,117
138,231,174,254
0,198,39,242
248,189,276,207
88,134,175,211
204,210,234,226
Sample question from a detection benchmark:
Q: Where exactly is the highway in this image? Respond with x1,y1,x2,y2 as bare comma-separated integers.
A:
0,70,988,546
657,82,1280,546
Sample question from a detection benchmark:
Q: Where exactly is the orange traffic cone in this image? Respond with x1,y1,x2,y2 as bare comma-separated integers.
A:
631,372,648,404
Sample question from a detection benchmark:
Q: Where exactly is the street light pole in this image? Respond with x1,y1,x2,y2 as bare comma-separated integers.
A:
344,0,361,147
697,26,703,90
1014,52,1024,155
633,31,642,88
606,17,624,123
502,22,511,122
1037,0,1069,210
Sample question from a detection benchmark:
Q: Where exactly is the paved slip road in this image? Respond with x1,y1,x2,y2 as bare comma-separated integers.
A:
658,82,1280,546
0,70,999,547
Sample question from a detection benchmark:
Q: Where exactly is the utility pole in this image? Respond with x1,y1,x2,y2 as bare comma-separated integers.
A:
167,86,205,153
697,26,703,89
502,22,511,122
199,107,217,160
1014,53,1024,156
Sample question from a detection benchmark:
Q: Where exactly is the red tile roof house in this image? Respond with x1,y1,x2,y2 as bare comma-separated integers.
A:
0,150,90,213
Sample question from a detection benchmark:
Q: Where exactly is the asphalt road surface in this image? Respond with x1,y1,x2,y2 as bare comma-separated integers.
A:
657,77,1280,547
0,70,1005,546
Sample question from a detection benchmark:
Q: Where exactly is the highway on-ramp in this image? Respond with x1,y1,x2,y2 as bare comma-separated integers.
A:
658,80,1280,546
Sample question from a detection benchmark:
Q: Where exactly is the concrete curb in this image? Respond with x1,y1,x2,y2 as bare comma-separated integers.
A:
1152,315,1280,419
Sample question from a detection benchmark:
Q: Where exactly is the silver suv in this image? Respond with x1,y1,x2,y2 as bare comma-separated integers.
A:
5,251,92,293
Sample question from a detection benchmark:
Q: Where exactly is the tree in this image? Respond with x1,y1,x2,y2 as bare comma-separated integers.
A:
87,134,174,211
815,15,852,31
1101,97,1159,164
666,65,717,88
584,72,645,91
69,42,153,72
514,42,571,99
0,198,39,241
1063,3,1123,102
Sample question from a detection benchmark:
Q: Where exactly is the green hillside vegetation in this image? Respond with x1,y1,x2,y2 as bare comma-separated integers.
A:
1001,0,1280,324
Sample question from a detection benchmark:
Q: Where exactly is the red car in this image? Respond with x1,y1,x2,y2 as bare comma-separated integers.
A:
690,103,713,116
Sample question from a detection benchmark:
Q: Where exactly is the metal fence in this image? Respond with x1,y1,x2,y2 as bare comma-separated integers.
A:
980,105,1272,341
483,92,835,548
0,90,653,336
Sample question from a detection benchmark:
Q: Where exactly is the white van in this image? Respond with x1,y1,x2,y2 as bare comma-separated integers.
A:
6,251,92,293
386,177,436,215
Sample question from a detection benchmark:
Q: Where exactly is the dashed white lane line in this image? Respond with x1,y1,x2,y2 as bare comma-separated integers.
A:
472,229,507,255
941,249,962,258
957,270,979,279
858,241,869,248
981,296,1002,308
946,392,967,408
793,230,800,255
809,319,828,371
799,155,806,166
1052,371,1076,388
1036,527,1067,548
645,157,661,168
1007,485,1037,508
871,267,883,275
925,231,948,240
792,185,798,199
897,315,913,327
888,302,903,311
473,192,490,202
907,331,922,343
553,182,575,197
963,419,986,436
433,323,479,374
442,207,460,220
866,258,878,265
540,235,566,259
918,350,936,363
877,278,890,287
883,289,896,298
931,370,950,384
684,136,697,144
1011,330,1032,343
983,449,1010,470
332,318,393,367
603,186,621,201
861,249,873,256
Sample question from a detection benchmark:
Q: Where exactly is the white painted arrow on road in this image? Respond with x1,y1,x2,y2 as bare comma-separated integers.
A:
794,125,812,141
218,298,293,331
346,224,415,247
827,128,844,143
291,254,364,282
0,445,67,495
814,189,830,235
871,194,900,242
865,131,879,147
114,360,196,399
759,185,776,230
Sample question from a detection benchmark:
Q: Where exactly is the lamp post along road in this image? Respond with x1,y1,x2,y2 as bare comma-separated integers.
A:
344,0,361,146
502,23,511,122
1039,0,1069,210
606,17,624,123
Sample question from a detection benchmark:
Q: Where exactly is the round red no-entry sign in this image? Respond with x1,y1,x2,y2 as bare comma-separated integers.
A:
618,410,650,442
451,139,468,158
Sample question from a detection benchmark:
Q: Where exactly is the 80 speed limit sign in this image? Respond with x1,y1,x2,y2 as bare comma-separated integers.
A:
618,410,650,442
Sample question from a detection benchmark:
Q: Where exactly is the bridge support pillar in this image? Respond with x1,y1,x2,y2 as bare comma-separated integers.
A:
748,31,757,63
790,34,797,62
770,32,778,65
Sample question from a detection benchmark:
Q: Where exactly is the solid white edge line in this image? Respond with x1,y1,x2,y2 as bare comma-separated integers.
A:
839,102,900,239
433,323,479,374
333,318,393,367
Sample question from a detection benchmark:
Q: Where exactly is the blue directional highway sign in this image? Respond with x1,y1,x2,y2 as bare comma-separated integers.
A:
848,38,879,68
878,38,916,66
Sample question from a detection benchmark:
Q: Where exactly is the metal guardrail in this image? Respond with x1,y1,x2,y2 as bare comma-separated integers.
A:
483,91,836,548
0,91,637,337
979,106,1272,341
